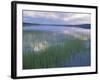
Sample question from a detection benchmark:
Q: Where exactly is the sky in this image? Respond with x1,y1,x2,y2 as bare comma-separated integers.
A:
23,10,91,25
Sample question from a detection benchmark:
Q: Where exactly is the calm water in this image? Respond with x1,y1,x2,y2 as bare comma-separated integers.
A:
23,25,91,69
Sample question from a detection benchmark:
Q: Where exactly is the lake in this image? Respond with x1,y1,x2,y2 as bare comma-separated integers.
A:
22,25,91,69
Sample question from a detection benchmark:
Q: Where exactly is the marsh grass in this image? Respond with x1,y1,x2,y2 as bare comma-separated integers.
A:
23,38,86,69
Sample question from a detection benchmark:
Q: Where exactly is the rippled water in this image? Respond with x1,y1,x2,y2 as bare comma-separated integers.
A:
23,25,91,69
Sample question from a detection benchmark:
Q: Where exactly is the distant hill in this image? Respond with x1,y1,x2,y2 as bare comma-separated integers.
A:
23,23,90,29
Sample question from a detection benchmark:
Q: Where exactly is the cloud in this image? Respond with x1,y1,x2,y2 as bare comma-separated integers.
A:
63,14,90,21
23,10,91,25
23,11,36,17
23,11,59,19
63,14,91,25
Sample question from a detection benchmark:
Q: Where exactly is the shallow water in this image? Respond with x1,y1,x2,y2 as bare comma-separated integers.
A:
23,25,91,69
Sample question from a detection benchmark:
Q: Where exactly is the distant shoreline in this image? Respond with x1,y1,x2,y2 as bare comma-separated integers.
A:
23,23,91,29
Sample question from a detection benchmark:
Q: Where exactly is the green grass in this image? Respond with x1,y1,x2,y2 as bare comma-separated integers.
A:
23,38,86,69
